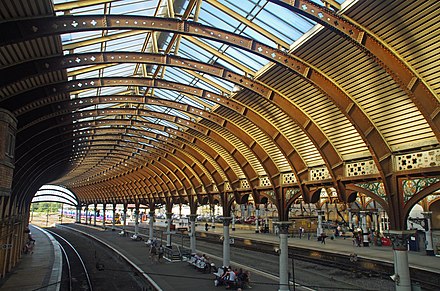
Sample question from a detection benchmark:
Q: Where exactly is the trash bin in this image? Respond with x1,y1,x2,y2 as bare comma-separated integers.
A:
408,235,419,251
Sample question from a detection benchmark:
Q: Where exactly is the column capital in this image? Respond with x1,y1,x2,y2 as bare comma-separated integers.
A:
317,210,325,215
149,210,155,216
275,221,291,234
166,212,173,219
386,230,415,251
222,217,232,226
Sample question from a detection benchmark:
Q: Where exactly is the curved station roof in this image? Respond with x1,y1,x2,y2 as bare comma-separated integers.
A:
1,0,439,228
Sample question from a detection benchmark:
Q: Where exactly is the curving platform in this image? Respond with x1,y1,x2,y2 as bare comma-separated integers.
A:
0,225,62,291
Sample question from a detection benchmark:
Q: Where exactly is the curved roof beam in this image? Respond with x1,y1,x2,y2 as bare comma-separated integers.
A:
14,138,195,200
0,15,393,195
17,118,237,189
7,52,321,173
65,138,208,194
66,131,220,190
17,110,256,191
268,0,440,139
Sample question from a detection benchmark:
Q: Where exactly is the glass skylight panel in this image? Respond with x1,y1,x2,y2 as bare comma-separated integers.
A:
72,43,102,53
63,31,104,45
101,64,135,77
75,70,100,80
164,67,196,84
168,109,190,120
149,128,168,136
69,4,104,15
200,74,234,91
198,3,240,32
261,2,315,36
223,46,265,71
156,87,184,101
140,115,159,124
78,89,99,98
160,120,178,130
178,40,214,63
146,104,167,113
178,95,205,109
105,33,147,52
211,58,244,75
99,87,128,95
110,0,159,15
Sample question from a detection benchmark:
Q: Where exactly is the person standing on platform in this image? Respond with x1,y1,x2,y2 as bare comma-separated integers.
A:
205,222,209,231
299,226,304,239
320,232,327,244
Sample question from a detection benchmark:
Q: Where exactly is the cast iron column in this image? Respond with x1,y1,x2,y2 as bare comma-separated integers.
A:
93,204,97,226
166,212,173,247
102,204,106,229
112,204,116,231
360,211,369,246
277,222,290,291
348,208,353,230
388,230,414,291
316,210,324,237
121,204,127,234
134,206,140,236
188,214,197,253
222,217,232,267
149,210,155,242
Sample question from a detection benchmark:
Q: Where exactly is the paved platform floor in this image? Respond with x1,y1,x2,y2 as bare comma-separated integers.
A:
1,221,438,291
0,225,61,291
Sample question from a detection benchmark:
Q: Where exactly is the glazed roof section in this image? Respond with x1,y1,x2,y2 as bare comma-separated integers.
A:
55,0,319,129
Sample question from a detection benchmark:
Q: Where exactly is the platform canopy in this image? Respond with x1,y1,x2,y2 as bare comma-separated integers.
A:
1,0,439,227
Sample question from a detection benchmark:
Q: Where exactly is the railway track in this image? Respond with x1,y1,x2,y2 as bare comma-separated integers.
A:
45,229,93,291
47,226,159,291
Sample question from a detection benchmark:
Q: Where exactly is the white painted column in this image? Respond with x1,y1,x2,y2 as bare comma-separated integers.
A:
134,206,140,236
112,204,116,231
187,214,197,253
76,206,81,223
93,204,97,226
231,210,236,231
222,217,232,267
211,205,216,229
277,222,290,291
422,212,434,256
166,212,173,247
255,207,260,233
348,208,353,230
317,210,324,237
360,211,369,246
83,207,87,224
149,210,155,242
122,205,127,234
102,204,106,229
388,230,414,291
